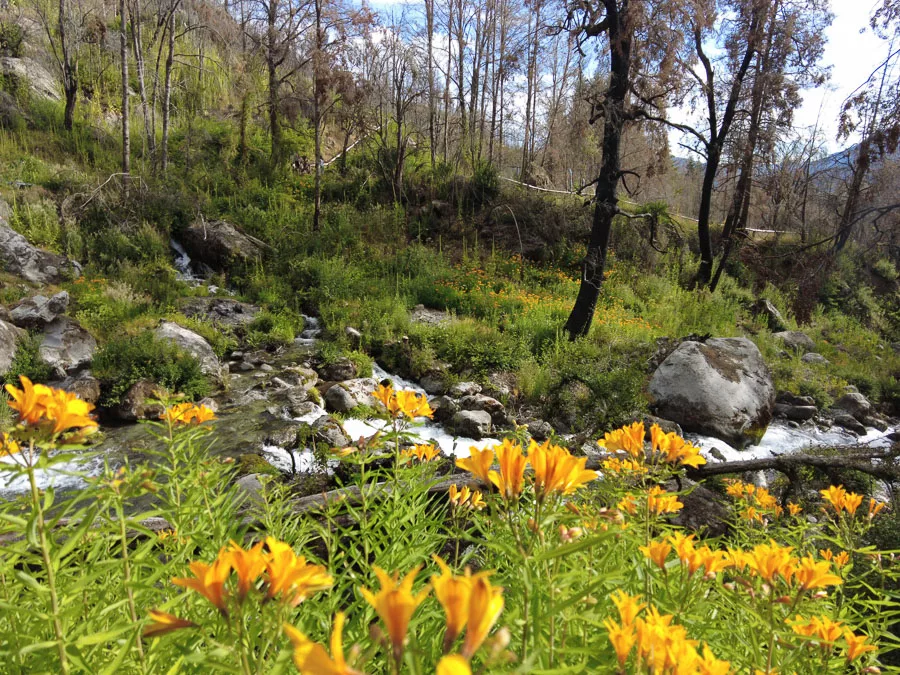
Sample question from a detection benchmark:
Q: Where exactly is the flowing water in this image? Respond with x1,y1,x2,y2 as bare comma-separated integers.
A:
1,311,895,498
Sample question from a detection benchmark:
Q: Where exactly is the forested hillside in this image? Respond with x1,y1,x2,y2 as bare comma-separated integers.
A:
0,0,899,671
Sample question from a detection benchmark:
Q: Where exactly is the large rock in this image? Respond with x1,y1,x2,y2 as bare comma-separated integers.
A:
773,331,815,353
773,403,817,421
114,380,165,421
832,392,872,421
459,394,511,426
448,410,492,440
752,298,788,332
317,357,358,382
39,317,96,375
180,297,260,328
52,373,101,405
324,384,358,413
0,57,60,101
310,415,350,448
10,292,69,328
0,221,80,284
154,321,221,379
648,338,775,448
0,319,24,374
179,220,263,271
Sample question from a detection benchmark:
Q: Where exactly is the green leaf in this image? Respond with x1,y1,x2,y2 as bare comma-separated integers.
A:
74,626,132,648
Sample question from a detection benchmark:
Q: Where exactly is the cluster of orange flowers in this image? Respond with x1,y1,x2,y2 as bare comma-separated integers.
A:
286,559,504,674
160,402,217,426
618,486,684,517
599,422,706,470
724,479,798,522
402,444,441,463
373,385,434,420
640,532,729,578
788,615,876,660
5,375,98,441
604,590,731,674
145,537,332,634
821,485,885,519
449,484,486,511
455,439,597,504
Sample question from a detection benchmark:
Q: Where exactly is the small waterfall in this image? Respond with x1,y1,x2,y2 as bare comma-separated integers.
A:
170,239,203,283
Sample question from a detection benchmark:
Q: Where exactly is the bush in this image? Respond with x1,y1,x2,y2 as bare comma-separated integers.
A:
92,332,209,406
4,332,53,385
0,22,25,58
244,311,300,349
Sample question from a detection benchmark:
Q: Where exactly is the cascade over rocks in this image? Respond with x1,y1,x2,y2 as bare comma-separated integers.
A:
154,321,221,380
648,337,776,448
179,219,263,271
0,206,81,284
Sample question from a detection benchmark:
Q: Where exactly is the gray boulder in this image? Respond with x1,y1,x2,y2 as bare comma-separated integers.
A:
52,373,101,405
648,337,775,448
310,415,350,448
773,403,817,421
0,57,60,101
801,352,829,365
39,317,97,375
459,393,510,426
449,381,482,398
832,413,866,435
324,384,358,413
154,321,221,380
526,419,554,442
419,369,450,395
318,357,358,382
777,391,816,407
773,331,815,353
115,380,164,421
0,319,24,374
10,291,69,328
0,221,80,284
752,298,788,332
179,219,263,271
430,395,459,423
832,392,872,421
448,410,492,440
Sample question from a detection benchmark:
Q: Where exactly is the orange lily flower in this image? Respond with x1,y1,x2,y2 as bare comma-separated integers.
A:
455,447,494,484
360,565,430,662
460,574,504,659
285,612,359,674
528,440,597,499
263,538,332,606
488,439,528,501
5,375,52,424
142,609,197,638
172,555,233,614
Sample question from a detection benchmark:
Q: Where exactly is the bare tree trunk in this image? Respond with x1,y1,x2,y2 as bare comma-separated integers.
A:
565,0,630,339
267,0,281,165
426,0,436,168
454,0,466,168
520,7,535,178
59,0,78,130
160,2,176,174
120,0,131,187
442,0,452,162
130,0,154,160
312,0,323,232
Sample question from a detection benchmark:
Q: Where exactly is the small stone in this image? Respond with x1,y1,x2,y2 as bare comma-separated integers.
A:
773,331,815,353
800,352,829,365
526,419,554,442
260,363,274,372
429,395,459,423
238,362,254,372
773,403,818,421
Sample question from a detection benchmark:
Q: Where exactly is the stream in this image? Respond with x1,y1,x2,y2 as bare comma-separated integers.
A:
0,249,895,498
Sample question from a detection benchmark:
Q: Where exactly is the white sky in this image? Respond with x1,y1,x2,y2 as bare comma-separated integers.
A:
793,0,889,151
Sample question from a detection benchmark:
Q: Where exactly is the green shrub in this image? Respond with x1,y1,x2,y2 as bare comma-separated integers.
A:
92,332,209,406
873,258,899,282
244,311,299,349
0,22,24,58
4,333,53,385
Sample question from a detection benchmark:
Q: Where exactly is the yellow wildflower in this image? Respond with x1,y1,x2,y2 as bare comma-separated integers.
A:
598,421,645,459
844,630,877,661
488,439,527,501
460,575,504,659
528,440,597,500
793,555,842,591
263,537,332,607
436,655,471,675
172,556,233,614
639,539,672,570
5,375,52,424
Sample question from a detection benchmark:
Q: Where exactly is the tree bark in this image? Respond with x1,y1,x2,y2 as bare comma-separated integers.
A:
426,0,436,168
160,2,176,174
312,0,324,232
564,0,631,339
